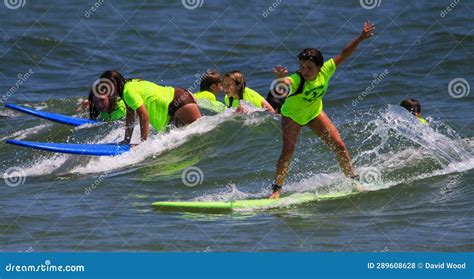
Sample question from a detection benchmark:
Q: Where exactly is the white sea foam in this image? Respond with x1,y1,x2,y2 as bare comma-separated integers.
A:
70,113,236,174
192,105,474,206
21,154,69,177
0,123,50,141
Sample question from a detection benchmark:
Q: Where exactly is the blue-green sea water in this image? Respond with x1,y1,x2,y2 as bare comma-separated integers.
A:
0,0,473,251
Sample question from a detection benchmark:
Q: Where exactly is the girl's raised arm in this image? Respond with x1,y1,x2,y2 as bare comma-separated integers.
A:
333,21,375,66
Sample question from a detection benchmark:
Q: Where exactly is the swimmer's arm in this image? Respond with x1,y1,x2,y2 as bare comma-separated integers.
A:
261,99,276,113
334,21,375,66
135,105,149,142
123,106,136,144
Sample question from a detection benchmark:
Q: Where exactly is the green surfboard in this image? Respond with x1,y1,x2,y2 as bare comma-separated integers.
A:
151,191,355,213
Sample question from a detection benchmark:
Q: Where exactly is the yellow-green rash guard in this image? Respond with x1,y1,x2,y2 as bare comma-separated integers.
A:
224,87,265,108
99,98,126,121
123,79,174,131
281,58,337,126
194,91,217,102
417,116,428,125
194,91,226,113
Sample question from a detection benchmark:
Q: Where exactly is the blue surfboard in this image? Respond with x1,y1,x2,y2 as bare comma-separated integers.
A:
5,104,98,126
6,139,131,156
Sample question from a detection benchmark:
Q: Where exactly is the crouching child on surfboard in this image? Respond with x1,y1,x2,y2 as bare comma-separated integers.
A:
90,70,202,144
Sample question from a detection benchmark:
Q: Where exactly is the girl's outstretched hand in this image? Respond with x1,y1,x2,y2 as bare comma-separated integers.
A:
273,65,288,79
361,21,375,39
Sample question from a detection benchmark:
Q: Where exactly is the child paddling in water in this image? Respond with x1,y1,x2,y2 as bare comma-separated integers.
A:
400,98,428,125
193,70,226,113
223,70,276,113
270,21,375,199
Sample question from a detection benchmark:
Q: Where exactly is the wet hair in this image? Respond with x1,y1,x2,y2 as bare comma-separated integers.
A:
100,70,127,99
88,70,127,120
400,98,421,116
224,70,246,108
88,89,100,120
297,48,324,67
199,70,222,92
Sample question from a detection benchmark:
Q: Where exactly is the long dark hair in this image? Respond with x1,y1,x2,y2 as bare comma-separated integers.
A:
88,89,100,120
224,70,246,108
88,70,127,120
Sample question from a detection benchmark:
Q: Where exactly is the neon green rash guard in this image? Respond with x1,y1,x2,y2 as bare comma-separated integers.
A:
194,91,217,102
417,116,428,125
194,91,226,113
99,98,126,121
281,58,336,125
123,79,174,131
224,87,265,108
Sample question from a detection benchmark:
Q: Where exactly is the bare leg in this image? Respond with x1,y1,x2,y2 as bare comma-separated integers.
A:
174,103,201,127
270,116,302,198
307,111,356,177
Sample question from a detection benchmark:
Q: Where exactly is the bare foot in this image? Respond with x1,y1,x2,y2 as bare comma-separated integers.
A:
269,190,281,199
355,183,368,192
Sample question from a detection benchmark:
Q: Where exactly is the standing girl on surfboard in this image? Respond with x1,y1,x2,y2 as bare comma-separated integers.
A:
270,21,375,199
91,70,202,143
223,70,276,113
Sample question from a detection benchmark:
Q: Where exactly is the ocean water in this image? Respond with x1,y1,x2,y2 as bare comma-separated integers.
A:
0,0,473,252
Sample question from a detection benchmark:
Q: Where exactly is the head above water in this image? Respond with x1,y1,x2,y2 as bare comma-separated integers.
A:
297,48,324,81
88,70,126,120
400,98,421,117
200,69,223,94
223,70,246,99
